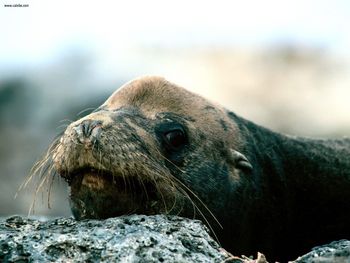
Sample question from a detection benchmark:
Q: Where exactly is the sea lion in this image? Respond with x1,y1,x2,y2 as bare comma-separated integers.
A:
36,76,350,262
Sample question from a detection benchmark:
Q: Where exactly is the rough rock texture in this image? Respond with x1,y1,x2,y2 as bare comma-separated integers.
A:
0,215,349,263
0,215,234,263
294,240,350,263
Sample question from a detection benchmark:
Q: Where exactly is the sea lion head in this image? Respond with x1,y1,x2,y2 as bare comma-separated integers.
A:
50,76,254,226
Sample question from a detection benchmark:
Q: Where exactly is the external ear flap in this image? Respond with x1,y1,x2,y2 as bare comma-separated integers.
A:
229,149,253,172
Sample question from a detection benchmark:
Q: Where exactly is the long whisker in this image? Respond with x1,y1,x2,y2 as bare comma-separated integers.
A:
77,107,96,117
148,162,223,245
16,138,60,195
171,174,223,229
166,180,179,215
28,170,51,215
56,124,70,130
173,182,195,219
59,119,74,124
145,163,209,237
16,133,62,215
172,180,221,245
137,170,149,201
153,147,185,173
154,148,223,230
46,166,57,209
151,176,168,213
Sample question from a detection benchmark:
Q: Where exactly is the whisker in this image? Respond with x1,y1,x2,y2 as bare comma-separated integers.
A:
17,135,61,214
46,166,57,209
152,149,223,230
137,171,149,201
77,107,96,117
17,139,59,194
155,148,223,229
154,148,185,173
151,177,168,213
59,119,74,124
173,181,221,245
56,124,70,130
28,172,50,216
171,175,223,229
166,180,179,215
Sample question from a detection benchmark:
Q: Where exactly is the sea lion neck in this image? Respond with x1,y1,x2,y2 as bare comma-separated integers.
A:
230,112,350,261
279,136,350,239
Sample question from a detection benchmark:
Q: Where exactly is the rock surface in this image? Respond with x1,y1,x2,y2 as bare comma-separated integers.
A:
0,215,349,263
0,215,233,263
294,240,350,263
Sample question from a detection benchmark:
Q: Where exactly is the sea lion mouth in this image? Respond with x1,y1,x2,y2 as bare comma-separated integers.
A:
64,167,117,186
64,167,163,220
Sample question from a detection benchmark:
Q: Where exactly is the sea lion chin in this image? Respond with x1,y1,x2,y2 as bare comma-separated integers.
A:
37,76,350,262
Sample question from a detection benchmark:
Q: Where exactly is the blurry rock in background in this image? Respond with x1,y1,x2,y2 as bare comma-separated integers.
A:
0,45,349,216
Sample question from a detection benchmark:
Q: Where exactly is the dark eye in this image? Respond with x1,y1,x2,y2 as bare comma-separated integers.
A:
164,129,187,150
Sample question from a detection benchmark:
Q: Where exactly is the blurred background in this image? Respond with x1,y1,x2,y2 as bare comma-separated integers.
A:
0,0,349,217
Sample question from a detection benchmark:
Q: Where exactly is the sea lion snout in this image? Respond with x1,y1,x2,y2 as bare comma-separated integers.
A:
53,108,184,219
55,110,146,177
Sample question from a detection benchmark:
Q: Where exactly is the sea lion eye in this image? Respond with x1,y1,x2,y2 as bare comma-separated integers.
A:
164,129,187,150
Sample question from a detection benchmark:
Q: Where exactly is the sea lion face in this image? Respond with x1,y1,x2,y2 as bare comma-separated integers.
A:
52,76,250,222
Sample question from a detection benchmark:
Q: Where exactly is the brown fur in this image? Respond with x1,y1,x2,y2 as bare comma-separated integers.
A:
104,76,240,141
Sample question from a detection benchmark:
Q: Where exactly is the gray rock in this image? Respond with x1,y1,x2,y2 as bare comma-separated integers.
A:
294,240,350,263
0,215,233,263
2,215,349,262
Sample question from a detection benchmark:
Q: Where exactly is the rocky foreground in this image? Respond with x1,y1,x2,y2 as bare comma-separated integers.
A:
0,215,349,262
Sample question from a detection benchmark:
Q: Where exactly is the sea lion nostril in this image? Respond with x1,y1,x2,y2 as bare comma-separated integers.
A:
82,121,90,137
83,120,103,137
73,120,103,145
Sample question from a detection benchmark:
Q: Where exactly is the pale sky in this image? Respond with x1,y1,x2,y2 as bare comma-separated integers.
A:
1,0,350,69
